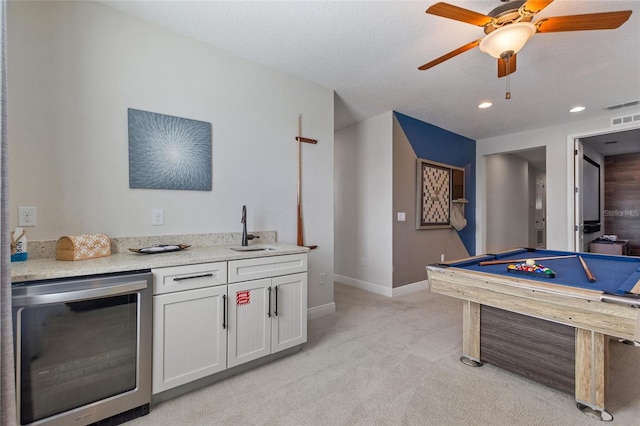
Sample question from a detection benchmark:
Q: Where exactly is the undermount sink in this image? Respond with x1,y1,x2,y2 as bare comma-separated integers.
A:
229,245,277,252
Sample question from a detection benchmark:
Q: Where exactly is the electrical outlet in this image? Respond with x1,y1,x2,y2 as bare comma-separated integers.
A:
18,206,37,227
319,272,327,285
152,209,164,226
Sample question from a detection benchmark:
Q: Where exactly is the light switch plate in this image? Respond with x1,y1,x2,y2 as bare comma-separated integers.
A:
397,212,406,222
152,209,164,226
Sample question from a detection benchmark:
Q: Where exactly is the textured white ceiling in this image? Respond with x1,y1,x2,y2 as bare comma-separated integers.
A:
100,0,640,141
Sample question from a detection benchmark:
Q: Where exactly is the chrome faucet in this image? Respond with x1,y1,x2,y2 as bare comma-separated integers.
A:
241,205,248,246
241,205,259,246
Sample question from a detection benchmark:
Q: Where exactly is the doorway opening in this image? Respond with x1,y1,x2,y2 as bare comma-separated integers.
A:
484,147,546,253
574,127,640,255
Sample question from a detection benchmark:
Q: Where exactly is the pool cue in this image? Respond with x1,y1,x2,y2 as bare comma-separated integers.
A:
479,255,577,266
578,255,596,282
296,114,304,246
295,114,317,250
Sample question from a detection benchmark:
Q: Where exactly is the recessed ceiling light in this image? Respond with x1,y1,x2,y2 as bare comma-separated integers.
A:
478,102,493,109
570,106,586,113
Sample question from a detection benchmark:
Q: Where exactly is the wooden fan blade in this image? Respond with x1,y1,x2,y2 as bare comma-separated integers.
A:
536,11,632,33
498,54,517,78
521,0,554,15
418,39,481,71
426,2,493,27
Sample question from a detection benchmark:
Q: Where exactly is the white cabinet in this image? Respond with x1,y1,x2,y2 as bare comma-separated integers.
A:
228,254,307,366
153,262,227,295
227,278,271,367
228,253,307,283
152,253,307,394
271,273,307,352
152,262,228,394
227,272,307,368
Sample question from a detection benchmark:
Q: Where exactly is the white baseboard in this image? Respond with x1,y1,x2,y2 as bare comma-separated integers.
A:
307,302,336,320
334,274,392,297
335,275,429,298
392,279,430,297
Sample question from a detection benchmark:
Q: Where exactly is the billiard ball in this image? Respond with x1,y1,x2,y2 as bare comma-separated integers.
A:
525,259,536,266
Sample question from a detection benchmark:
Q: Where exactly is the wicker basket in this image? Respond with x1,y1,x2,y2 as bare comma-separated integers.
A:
56,234,111,261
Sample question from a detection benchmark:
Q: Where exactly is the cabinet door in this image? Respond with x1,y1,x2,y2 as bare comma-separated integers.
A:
271,273,307,353
152,285,227,394
227,279,271,368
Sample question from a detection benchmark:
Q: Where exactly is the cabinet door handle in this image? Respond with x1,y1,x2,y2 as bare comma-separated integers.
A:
173,273,213,282
274,285,278,317
222,294,227,329
267,286,272,318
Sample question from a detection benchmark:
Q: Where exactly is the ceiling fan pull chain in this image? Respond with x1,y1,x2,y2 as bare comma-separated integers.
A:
505,54,512,99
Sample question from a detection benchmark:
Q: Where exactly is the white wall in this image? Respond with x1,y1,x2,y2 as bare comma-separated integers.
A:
485,154,529,252
7,1,334,310
334,112,393,294
476,114,640,253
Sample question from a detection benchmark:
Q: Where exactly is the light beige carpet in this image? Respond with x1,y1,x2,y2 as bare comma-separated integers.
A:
128,282,640,425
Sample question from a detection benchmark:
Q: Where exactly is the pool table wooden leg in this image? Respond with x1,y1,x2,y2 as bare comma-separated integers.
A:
575,329,612,421
461,301,483,367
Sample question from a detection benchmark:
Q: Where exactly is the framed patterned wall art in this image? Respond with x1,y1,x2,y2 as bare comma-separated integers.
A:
128,108,212,191
416,158,465,229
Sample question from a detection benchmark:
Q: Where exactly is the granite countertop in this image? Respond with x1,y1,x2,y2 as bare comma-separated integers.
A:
11,242,309,283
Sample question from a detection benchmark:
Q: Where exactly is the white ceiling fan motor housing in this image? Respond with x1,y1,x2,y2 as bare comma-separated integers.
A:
479,22,537,58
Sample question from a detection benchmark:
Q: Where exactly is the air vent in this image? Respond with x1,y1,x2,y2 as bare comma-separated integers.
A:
604,100,639,111
611,112,640,127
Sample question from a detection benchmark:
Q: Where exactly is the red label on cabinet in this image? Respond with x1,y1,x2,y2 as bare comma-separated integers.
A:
236,290,250,306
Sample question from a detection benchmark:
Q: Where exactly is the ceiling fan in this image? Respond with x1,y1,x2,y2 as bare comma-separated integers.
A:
418,0,632,98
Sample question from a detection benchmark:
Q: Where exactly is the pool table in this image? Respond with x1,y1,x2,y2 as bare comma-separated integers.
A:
426,248,640,421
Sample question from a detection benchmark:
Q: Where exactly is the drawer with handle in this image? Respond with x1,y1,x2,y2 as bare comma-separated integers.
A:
152,262,227,295
228,253,307,283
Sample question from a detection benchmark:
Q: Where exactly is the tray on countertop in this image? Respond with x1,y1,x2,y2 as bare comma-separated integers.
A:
129,244,190,254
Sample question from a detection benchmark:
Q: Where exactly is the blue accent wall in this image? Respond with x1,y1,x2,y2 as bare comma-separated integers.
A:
395,112,476,255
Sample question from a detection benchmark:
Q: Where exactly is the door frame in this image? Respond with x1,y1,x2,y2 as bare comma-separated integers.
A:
567,121,640,251
574,139,585,252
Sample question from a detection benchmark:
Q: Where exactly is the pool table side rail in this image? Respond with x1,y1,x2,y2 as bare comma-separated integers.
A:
437,253,495,266
427,265,639,342
437,248,547,266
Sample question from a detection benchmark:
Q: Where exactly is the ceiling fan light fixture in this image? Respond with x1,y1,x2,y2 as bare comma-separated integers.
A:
570,106,586,113
479,22,536,59
478,102,493,109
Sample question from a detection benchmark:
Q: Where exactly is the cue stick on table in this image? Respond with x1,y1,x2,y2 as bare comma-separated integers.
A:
578,255,597,282
478,255,577,266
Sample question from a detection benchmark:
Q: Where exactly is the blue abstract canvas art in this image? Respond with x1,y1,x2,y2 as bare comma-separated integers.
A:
128,108,212,191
